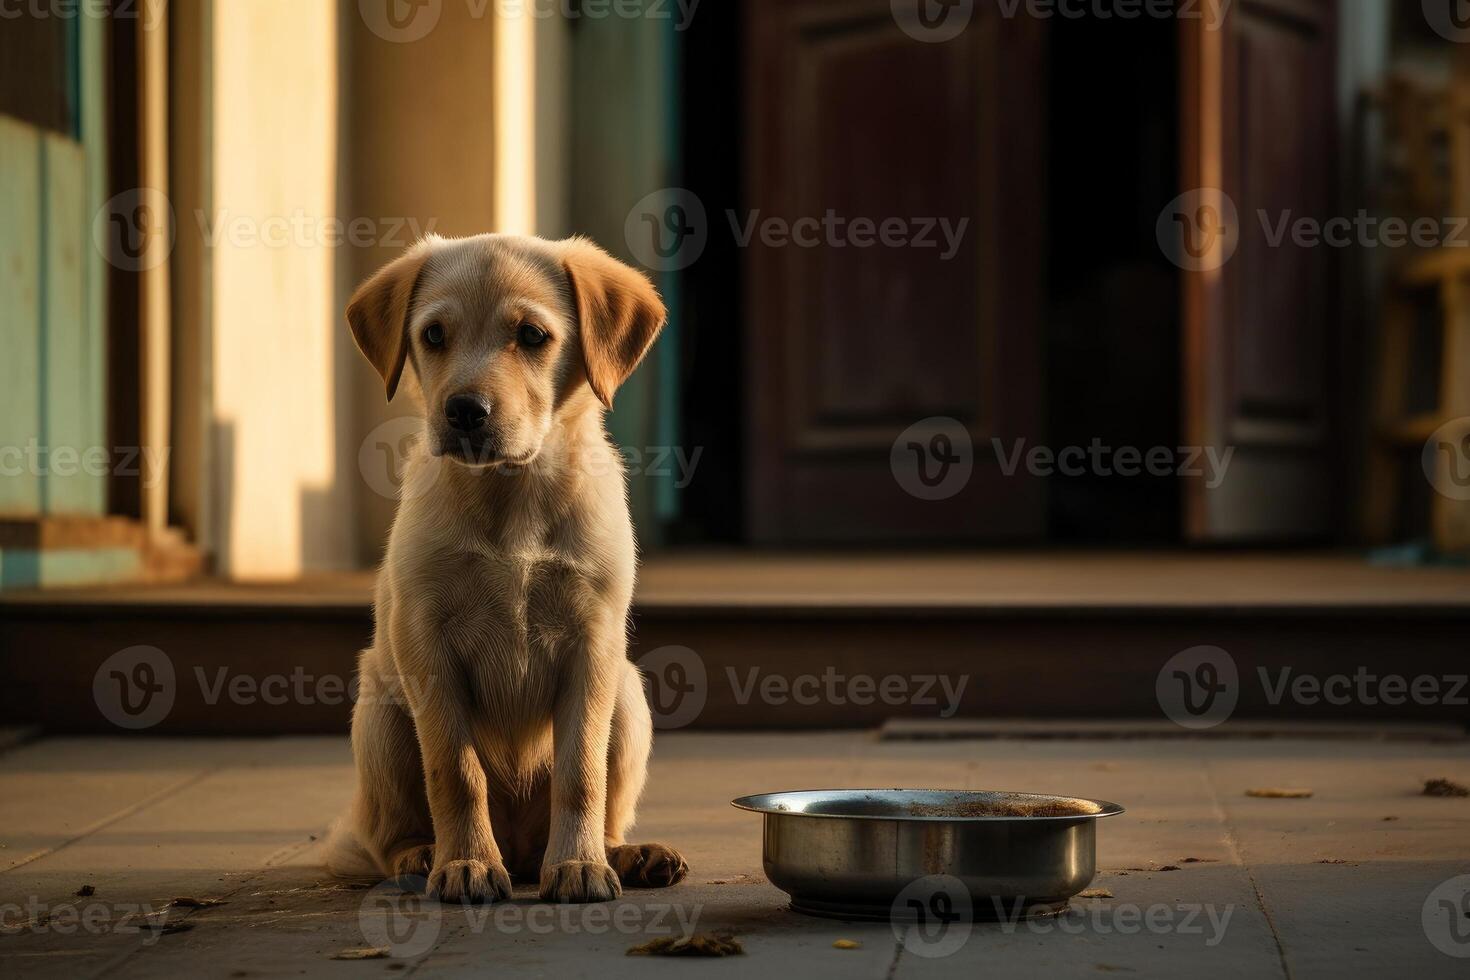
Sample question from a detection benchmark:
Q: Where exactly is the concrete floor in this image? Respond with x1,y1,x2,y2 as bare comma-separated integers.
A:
1,732,1468,978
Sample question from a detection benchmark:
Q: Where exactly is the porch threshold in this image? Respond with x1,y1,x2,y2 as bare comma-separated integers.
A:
2,551,1467,734
2,549,1469,615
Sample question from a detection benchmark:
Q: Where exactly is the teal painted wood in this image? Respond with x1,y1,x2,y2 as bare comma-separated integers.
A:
42,134,101,514
570,16,682,544
0,115,44,514
80,10,108,515
0,547,141,589
651,22,682,525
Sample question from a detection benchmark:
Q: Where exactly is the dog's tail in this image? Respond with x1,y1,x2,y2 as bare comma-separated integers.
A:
322,814,380,880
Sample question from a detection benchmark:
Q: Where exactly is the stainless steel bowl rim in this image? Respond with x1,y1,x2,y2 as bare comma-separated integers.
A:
730,788,1126,822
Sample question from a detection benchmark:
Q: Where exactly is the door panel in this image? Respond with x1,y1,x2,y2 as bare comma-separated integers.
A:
1181,0,1337,540
745,0,1045,542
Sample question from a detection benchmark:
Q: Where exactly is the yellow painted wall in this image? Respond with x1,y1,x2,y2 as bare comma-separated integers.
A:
211,0,343,579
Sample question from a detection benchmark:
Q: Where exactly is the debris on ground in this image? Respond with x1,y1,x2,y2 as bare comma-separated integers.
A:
123,913,193,937
1078,888,1114,899
75,884,95,897
331,948,390,960
1382,816,1399,821
1157,865,1181,872
627,932,745,957
705,873,759,885
1422,778,1469,798
1245,788,1314,799
832,939,861,949
1317,859,1350,864
1180,857,1218,864
169,896,226,909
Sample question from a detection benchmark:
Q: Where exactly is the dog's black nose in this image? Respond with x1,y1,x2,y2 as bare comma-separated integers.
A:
444,393,490,431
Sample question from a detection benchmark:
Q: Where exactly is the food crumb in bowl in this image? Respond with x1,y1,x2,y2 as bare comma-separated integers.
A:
907,797,1101,818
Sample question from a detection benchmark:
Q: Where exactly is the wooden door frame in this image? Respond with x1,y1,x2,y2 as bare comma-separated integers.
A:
1179,0,1341,542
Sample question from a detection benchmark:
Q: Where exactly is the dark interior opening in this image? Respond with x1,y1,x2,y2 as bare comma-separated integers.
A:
672,1,745,545
677,13,1182,546
1045,14,1181,543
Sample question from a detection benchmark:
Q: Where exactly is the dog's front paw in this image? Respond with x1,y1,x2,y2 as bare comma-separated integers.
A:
427,858,512,903
540,860,622,904
607,843,689,888
388,841,434,878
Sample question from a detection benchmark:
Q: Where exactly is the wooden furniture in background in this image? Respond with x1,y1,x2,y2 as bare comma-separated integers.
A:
1365,56,1470,554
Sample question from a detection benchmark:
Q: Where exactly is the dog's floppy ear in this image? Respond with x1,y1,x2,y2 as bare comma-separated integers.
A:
346,239,436,401
562,237,667,408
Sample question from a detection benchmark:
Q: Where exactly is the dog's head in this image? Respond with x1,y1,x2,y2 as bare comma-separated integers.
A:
347,233,666,466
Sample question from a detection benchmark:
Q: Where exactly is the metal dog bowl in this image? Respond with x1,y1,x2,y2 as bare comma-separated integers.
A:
732,788,1125,921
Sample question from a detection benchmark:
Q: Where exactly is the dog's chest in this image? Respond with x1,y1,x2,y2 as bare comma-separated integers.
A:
430,547,596,664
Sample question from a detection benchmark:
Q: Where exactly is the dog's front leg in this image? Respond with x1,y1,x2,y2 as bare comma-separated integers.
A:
540,652,622,903
409,689,513,903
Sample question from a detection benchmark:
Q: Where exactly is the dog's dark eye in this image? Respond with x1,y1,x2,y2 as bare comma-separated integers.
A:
423,322,445,348
518,323,548,347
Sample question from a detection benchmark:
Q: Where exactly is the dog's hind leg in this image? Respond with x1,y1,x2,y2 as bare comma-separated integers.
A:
347,660,435,879
604,661,688,888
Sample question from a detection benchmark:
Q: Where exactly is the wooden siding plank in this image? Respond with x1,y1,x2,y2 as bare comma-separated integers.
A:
42,134,100,515
0,116,43,514
81,8,108,516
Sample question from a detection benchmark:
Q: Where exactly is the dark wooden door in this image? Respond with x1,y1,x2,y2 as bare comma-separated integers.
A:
1179,0,1338,540
744,0,1045,542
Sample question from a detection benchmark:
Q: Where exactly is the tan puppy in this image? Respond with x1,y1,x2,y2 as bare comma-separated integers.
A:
329,233,687,903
